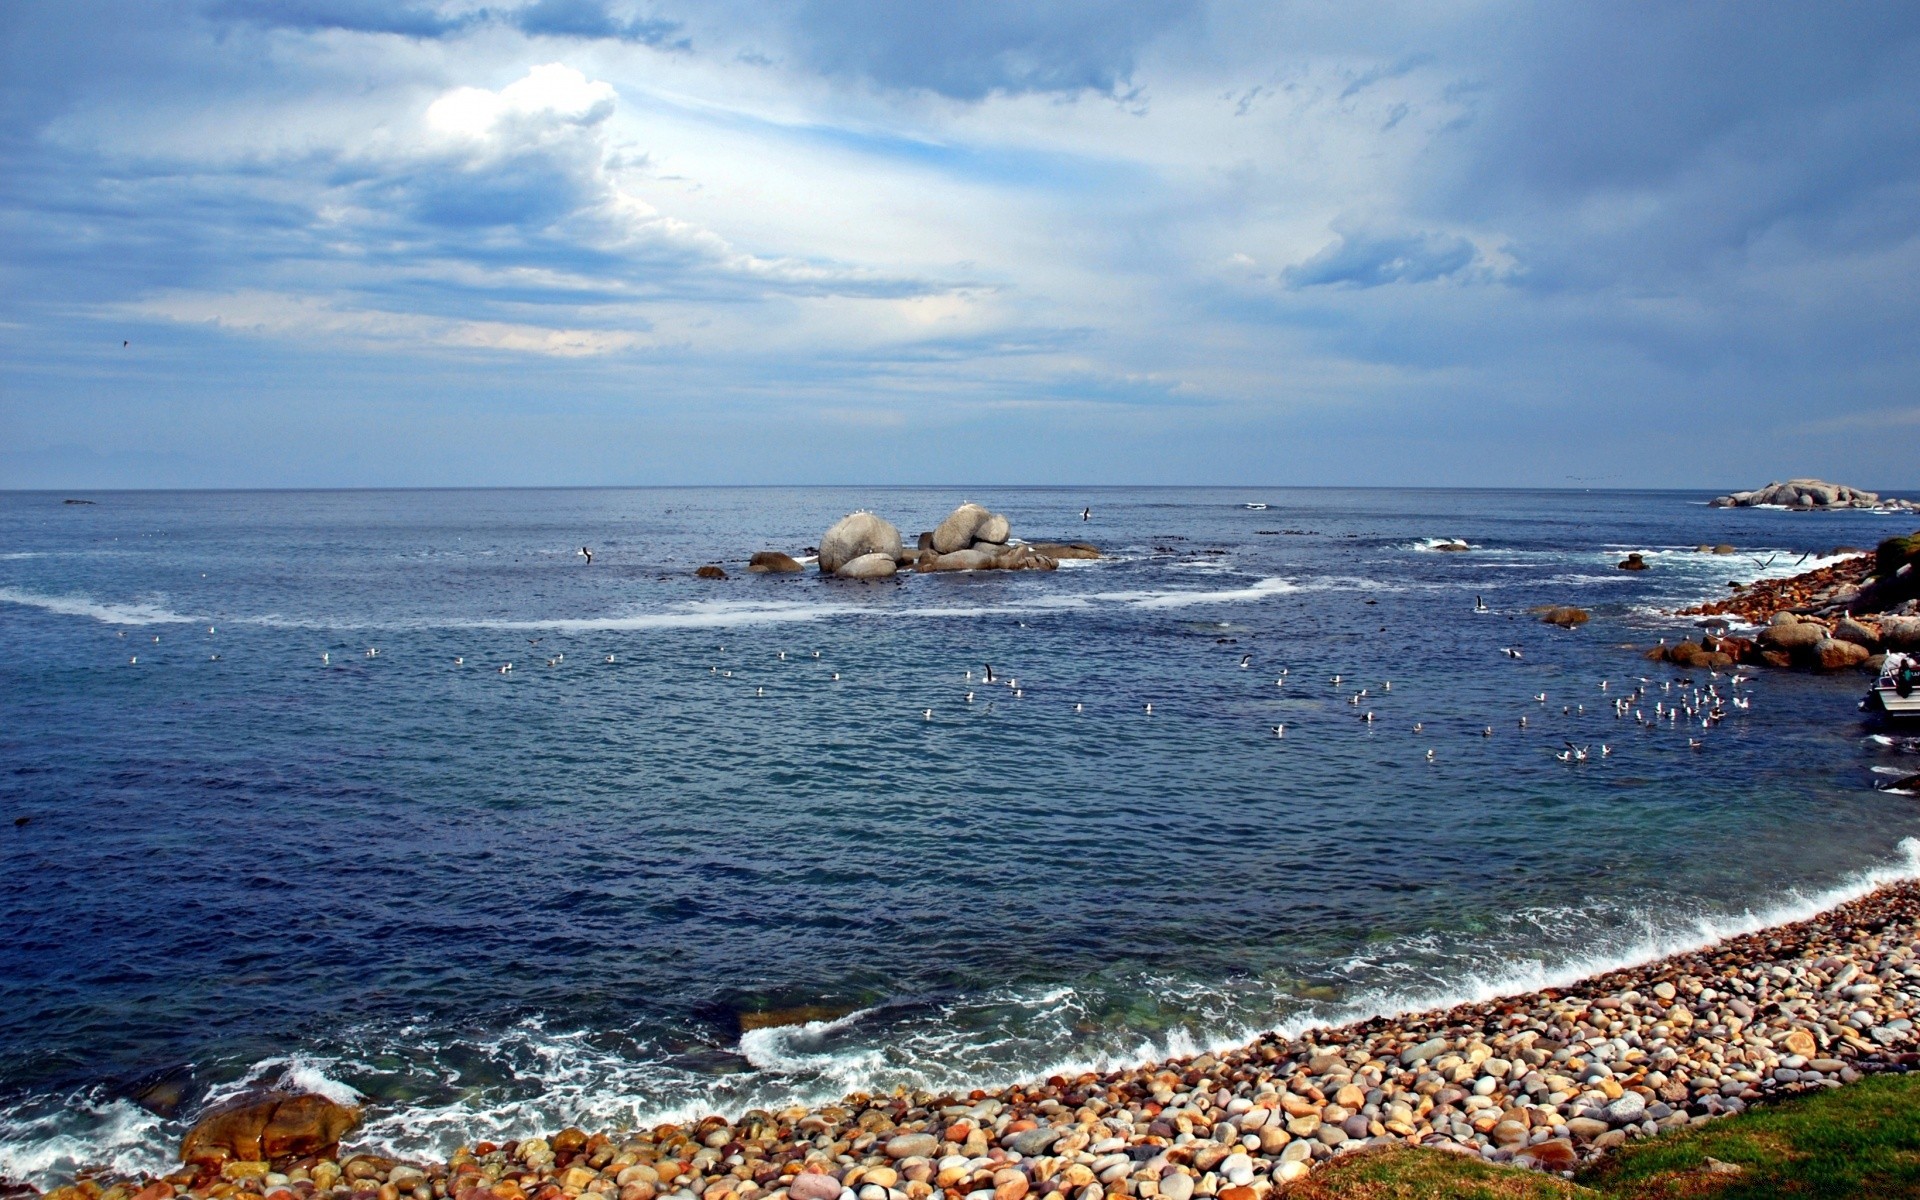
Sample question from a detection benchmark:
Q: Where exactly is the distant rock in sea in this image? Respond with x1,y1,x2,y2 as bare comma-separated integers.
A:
1709,478,1915,511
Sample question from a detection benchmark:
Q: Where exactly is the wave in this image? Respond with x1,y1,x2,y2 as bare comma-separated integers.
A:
0,587,193,626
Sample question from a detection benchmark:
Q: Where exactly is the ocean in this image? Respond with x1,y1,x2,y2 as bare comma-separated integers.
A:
3,486,1917,1183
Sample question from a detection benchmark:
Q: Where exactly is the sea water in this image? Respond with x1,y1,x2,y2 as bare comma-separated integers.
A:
2,486,1917,1182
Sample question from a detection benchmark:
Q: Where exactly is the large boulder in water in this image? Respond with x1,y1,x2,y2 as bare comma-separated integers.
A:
1814,638,1870,671
932,504,992,554
181,1092,361,1165
922,548,997,572
1031,543,1101,560
974,512,1011,545
834,552,898,580
819,513,902,573
1760,619,1824,651
1879,615,1920,651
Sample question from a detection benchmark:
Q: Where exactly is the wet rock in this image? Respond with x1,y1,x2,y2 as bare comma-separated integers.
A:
180,1093,361,1165
1618,553,1649,571
747,552,803,574
1760,620,1825,651
695,565,728,580
1005,1127,1061,1157
975,514,1011,545
1534,606,1590,627
1029,544,1101,560
1835,615,1881,648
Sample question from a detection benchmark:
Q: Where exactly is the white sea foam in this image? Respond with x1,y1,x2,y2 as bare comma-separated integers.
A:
0,587,193,625
1092,577,1299,608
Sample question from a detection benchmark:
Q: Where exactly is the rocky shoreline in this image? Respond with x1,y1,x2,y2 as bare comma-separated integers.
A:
34,878,1920,1200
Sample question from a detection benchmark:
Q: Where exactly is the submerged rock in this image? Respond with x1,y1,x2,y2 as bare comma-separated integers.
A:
747,551,803,574
1535,606,1590,627
694,564,728,580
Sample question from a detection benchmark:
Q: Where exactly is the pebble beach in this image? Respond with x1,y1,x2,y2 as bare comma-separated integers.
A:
42,874,1920,1200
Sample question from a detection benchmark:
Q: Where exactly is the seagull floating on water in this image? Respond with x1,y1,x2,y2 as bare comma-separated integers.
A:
922,708,933,720
1475,596,1489,613
1272,724,1285,738
454,657,464,666
1144,702,1154,714
1501,647,1522,659
1239,654,1252,668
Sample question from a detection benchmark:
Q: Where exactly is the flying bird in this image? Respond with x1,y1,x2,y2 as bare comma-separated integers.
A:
579,546,593,564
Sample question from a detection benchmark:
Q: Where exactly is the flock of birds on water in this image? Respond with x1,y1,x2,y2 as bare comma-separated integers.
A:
104,586,1779,770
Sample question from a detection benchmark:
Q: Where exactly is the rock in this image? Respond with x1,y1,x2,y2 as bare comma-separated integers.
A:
992,1170,1028,1200
1156,1174,1193,1200
747,552,803,574
819,513,903,573
1782,1029,1819,1058
885,1134,938,1160
932,505,993,554
1814,638,1870,671
1835,616,1881,648
1602,1092,1646,1124
975,513,1011,545
695,564,728,580
180,1093,361,1165
1512,1140,1576,1172
1219,1154,1253,1187
1400,1037,1449,1065
1490,1119,1529,1147
1714,544,1736,555
1618,553,1649,571
1005,1127,1062,1156
1565,1117,1608,1141
1029,544,1101,560
835,553,898,580
921,549,997,572
1881,616,1920,651
1535,606,1590,627
789,1175,842,1200
1760,621,1824,650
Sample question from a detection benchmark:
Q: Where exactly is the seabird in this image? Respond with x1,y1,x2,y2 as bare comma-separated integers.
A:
579,546,593,564
321,652,329,664
129,656,137,664
1383,681,1392,692
922,708,933,720
966,692,975,702
1412,722,1423,733
1273,724,1285,737
813,651,821,658
831,673,840,681
757,687,764,697
1689,737,1704,750
1362,711,1375,723
605,655,615,663
1425,748,1436,762
1535,692,1547,703
209,654,219,661
1555,750,1573,763
1482,726,1493,737
1014,688,1024,698
367,647,378,658
454,657,464,665
1600,745,1613,757
208,626,216,634
1144,702,1154,714
1519,716,1528,728
500,663,513,673
1074,702,1083,712
1330,674,1342,684
983,664,995,683
779,652,786,660
529,638,543,648
1240,654,1252,668
1082,507,1091,521
1475,596,1489,613
1501,647,1522,659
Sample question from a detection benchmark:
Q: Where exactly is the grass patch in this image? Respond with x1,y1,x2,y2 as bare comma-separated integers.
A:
1584,1072,1920,1197
1280,1072,1920,1199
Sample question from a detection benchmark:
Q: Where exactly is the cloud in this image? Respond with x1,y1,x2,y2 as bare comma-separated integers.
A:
1284,228,1481,290
212,0,687,45
770,0,1197,99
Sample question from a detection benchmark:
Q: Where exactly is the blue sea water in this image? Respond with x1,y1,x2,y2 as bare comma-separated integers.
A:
3,486,1919,1182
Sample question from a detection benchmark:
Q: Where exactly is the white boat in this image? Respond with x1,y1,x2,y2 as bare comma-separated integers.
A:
1863,653,1920,718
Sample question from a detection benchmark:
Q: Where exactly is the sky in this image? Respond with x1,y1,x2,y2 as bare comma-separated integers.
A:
2,1,1919,489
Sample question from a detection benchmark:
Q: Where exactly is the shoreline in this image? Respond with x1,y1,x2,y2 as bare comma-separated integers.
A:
35,868,1920,1200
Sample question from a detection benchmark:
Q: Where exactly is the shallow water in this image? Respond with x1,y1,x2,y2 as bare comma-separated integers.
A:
2,487,1917,1181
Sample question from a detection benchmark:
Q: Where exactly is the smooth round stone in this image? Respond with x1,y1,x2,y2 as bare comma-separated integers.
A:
789,1175,842,1200
1602,1093,1647,1124
1219,1155,1253,1187
1157,1174,1193,1200
885,1135,939,1160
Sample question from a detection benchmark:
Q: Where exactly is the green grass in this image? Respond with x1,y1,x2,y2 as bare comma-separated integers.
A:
1280,1072,1920,1199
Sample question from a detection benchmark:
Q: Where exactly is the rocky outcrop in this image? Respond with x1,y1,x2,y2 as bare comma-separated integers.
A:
747,551,803,574
799,506,1093,579
818,513,903,574
1710,479,1914,511
834,552,898,580
695,564,728,580
180,1092,360,1166
1618,553,1648,571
